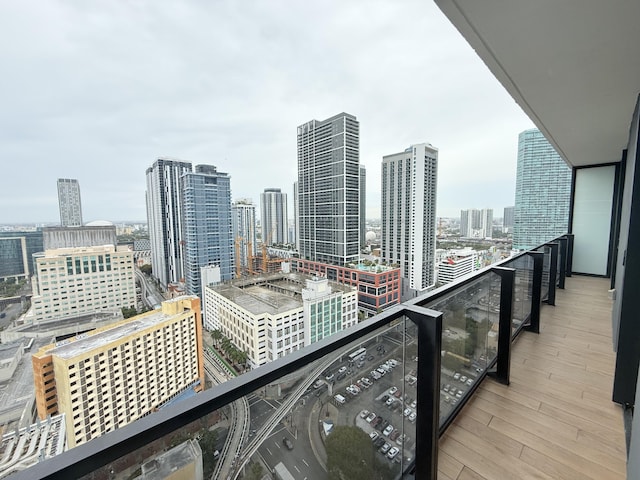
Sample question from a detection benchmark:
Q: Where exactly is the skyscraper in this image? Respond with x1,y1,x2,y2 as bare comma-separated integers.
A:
182,165,233,295
260,188,288,245
57,178,83,227
146,158,192,289
360,165,366,248
297,112,360,265
513,129,572,250
460,208,493,238
381,143,438,297
503,206,515,232
232,198,257,275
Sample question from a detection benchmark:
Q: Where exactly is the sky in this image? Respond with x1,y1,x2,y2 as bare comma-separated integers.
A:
0,1,534,225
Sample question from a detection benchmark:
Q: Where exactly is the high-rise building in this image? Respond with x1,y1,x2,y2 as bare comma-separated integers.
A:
513,129,572,250
381,143,438,297
360,166,366,249
293,181,299,251
297,112,360,265
232,198,257,275
460,208,493,238
30,245,136,322
503,206,515,232
146,158,192,289
32,296,204,448
260,188,288,246
203,273,357,368
57,179,83,227
182,165,233,296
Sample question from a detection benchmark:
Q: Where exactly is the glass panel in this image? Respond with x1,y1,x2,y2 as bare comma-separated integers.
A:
79,317,417,479
424,274,499,419
504,255,534,336
539,246,551,301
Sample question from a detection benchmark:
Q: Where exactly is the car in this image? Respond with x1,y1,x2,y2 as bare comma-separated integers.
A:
409,412,417,423
380,419,390,430
362,377,372,387
395,434,407,446
385,397,395,406
369,431,379,441
356,380,364,389
466,378,474,386
376,368,386,376
394,390,402,398
351,384,361,393
389,429,400,441
360,409,370,419
374,437,386,448
443,384,451,393
380,394,389,402
337,372,346,381
338,366,347,374
388,358,398,367
383,424,394,436
367,355,375,361
387,447,400,459
380,442,391,454
453,372,461,380
376,344,384,351
444,395,451,403
313,379,324,389
403,408,412,417
282,437,294,450
456,389,463,398
460,375,468,383
371,416,382,428
365,412,377,423
326,372,334,381
371,370,381,380
388,386,398,395
410,399,417,409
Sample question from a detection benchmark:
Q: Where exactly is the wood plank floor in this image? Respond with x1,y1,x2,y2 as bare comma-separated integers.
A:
437,276,627,480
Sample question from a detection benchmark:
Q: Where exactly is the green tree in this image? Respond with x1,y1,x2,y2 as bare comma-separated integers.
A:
198,428,218,479
246,462,264,480
211,329,223,347
139,264,152,275
326,426,392,480
121,306,138,319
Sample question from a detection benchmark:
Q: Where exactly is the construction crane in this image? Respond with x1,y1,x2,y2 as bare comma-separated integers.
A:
234,237,242,277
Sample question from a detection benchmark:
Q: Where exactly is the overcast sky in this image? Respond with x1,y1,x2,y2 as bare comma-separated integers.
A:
0,1,534,225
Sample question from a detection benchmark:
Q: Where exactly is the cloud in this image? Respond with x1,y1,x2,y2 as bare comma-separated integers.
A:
0,0,533,224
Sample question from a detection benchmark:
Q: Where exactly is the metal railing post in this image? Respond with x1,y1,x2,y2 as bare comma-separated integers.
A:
557,237,568,289
545,243,558,306
565,233,574,277
525,252,543,334
488,267,515,385
406,305,443,480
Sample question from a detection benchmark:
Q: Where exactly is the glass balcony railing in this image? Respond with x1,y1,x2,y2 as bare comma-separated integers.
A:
6,235,571,480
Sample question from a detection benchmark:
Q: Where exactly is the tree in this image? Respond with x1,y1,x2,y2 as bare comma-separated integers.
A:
198,427,218,479
246,462,264,480
121,306,138,319
326,426,392,480
210,329,223,347
139,264,152,275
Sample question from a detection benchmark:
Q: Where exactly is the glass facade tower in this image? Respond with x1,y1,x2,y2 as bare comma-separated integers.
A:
513,129,572,250
297,112,360,266
182,165,233,295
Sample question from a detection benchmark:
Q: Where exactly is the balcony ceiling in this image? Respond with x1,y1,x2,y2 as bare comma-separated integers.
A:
435,0,640,167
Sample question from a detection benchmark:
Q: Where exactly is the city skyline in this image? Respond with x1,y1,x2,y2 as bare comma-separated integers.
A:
0,2,534,225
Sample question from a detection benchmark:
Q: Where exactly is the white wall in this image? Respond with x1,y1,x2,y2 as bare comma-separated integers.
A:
571,165,616,275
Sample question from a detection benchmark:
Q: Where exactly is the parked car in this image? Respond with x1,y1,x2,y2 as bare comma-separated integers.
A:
453,372,461,380
338,366,347,374
383,424,394,436
389,386,398,395
370,431,379,441
380,394,389,403
374,437,386,448
380,442,391,454
365,412,377,423
337,372,346,381
360,409,369,419
409,412,417,423
387,447,400,459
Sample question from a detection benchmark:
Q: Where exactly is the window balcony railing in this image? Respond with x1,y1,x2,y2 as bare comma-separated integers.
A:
6,235,572,480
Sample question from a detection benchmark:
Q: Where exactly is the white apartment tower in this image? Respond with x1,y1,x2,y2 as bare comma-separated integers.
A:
57,178,83,227
145,158,192,289
297,113,360,265
381,143,438,297
232,199,257,275
460,208,493,238
260,188,288,245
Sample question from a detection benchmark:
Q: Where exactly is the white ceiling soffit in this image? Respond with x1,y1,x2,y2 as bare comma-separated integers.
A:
435,0,640,167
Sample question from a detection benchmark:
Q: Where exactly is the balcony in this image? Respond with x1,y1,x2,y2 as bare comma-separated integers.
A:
5,236,627,480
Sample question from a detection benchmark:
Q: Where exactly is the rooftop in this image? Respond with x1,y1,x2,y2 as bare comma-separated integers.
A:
438,276,626,479
208,272,355,316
